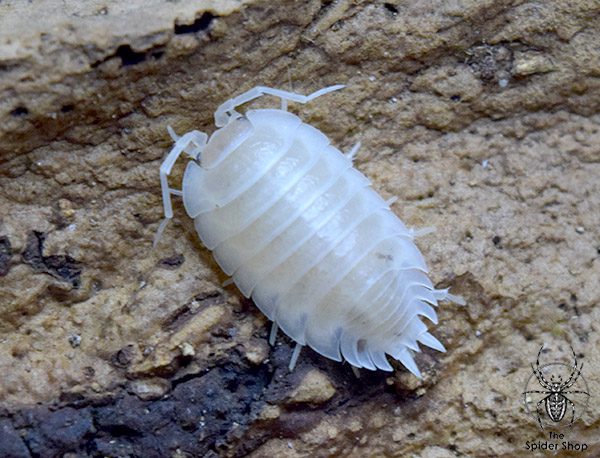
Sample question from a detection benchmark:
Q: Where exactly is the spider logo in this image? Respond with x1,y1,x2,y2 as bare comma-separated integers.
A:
522,345,590,430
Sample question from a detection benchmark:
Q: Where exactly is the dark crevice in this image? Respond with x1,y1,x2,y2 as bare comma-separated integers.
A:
91,44,165,68
162,291,223,332
162,291,224,331
170,368,210,390
383,3,399,15
21,231,82,287
0,236,11,276
174,12,215,34
99,424,143,438
115,44,146,66
111,345,136,369
10,106,29,117
158,253,185,269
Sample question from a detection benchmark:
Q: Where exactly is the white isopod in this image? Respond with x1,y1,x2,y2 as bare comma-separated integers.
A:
156,85,465,377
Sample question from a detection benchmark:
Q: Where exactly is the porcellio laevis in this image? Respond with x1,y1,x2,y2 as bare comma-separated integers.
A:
155,85,465,376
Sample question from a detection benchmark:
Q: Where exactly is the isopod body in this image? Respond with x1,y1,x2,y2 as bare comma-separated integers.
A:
157,85,464,376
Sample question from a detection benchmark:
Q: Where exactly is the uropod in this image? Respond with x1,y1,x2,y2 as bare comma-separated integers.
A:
156,85,464,376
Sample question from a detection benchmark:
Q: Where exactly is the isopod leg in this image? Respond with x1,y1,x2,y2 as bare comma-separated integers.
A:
409,226,437,238
383,204,435,238
433,288,466,306
288,343,303,371
154,127,208,247
385,196,399,206
344,141,361,162
269,322,279,346
214,84,345,127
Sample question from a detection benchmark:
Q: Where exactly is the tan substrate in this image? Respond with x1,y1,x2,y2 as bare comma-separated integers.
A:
1,0,599,456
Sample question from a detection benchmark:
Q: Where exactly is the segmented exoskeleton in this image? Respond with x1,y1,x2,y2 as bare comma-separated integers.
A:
156,85,464,376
